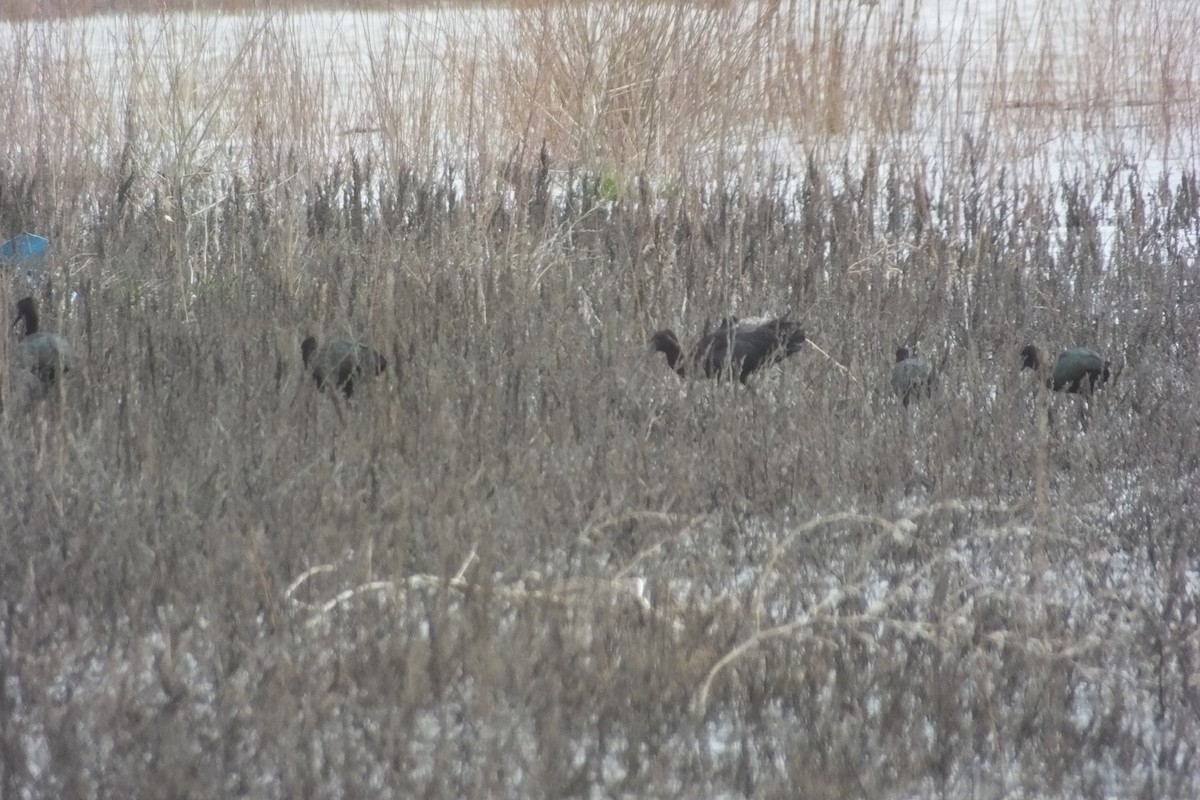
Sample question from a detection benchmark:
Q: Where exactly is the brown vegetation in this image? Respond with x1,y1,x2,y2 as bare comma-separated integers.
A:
2,2,1199,797
3,143,1198,798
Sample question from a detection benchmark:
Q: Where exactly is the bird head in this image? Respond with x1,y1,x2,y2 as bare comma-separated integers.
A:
649,329,680,354
784,325,806,354
300,336,318,368
13,297,39,335
649,329,684,372
1020,344,1042,371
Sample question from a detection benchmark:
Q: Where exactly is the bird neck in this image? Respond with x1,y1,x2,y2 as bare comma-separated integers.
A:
665,346,686,375
301,338,318,368
653,333,686,375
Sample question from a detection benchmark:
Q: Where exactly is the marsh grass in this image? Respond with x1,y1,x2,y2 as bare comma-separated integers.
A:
3,150,1199,797
3,1,1200,797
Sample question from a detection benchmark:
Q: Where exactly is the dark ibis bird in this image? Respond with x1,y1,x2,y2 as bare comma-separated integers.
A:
301,335,387,398
1021,344,1110,393
12,296,73,384
649,316,806,384
890,346,933,407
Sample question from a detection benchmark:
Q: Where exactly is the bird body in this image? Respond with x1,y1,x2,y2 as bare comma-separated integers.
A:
301,336,387,398
1021,344,1109,393
12,297,72,383
891,347,933,406
650,316,805,384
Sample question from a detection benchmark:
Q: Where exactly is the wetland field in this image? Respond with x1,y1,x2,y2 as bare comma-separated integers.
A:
1,1,1199,797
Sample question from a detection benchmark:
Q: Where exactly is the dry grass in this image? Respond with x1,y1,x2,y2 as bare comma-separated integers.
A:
2,150,1199,799
2,1,1200,797
2,0,1195,185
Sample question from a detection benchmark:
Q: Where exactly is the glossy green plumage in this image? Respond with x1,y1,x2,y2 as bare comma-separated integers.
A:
1022,344,1109,393
12,297,73,384
1051,348,1105,392
891,347,933,406
301,336,387,398
650,316,806,384
17,332,74,382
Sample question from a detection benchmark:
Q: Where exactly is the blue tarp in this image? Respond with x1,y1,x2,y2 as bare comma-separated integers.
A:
1,232,50,263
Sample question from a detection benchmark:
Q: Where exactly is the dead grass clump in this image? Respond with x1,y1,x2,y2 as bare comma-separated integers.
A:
1,151,1199,796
